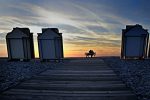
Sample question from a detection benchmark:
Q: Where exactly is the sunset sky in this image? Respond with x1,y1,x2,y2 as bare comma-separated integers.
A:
0,0,150,57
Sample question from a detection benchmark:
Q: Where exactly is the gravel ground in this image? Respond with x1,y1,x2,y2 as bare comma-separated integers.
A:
0,58,64,93
103,57,150,100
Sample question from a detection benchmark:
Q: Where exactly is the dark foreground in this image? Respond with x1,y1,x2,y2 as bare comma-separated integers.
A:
0,58,137,100
103,57,150,100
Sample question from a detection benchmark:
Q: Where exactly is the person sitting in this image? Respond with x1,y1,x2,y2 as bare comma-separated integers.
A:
85,50,96,58
89,50,94,57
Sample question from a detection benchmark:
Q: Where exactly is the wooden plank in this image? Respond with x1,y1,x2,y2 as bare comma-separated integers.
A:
14,84,129,91
23,80,124,84
32,76,120,81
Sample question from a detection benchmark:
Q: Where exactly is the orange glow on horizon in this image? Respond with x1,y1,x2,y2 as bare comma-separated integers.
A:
63,43,120,57
0,44,8,57
0,42,120,58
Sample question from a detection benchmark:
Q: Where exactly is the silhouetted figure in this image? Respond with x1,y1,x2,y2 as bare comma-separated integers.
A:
85,50,96,58
89,50,94,57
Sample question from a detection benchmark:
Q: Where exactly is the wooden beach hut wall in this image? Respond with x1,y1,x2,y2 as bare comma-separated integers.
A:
6,28,35,61
121,24,149,59
38,28,64,61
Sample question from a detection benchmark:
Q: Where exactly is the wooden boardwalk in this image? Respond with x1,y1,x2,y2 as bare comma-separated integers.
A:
0,58,138,100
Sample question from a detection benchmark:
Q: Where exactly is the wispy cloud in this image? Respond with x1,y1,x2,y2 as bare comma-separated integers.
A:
0,0,149,57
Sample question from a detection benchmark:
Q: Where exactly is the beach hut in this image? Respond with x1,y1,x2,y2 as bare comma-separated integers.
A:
38,28,64,61
121,24,149,59
6,27,35,61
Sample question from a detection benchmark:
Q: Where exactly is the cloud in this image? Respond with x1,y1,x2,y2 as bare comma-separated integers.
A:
0,0,149,57
65,34,121,47
0,0,133,35
87,26,109,33
0,32,7,40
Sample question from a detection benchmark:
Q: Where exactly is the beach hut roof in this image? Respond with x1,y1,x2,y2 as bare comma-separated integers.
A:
6,27,31,38
123,24,148,36
38,28,62,39
42,28,61,36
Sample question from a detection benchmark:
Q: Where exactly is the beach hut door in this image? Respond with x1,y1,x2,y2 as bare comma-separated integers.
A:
10,39,24,59
41,40,56,59
126,37,144,57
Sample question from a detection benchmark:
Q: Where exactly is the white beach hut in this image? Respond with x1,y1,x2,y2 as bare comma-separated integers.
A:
6,28,35,61
121,24,149,59
38,28,64,61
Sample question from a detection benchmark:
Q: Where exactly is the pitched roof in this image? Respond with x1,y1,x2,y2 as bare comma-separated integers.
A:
13,27,31,36
123,24,148,34
42,28,62,36
6,27,32,38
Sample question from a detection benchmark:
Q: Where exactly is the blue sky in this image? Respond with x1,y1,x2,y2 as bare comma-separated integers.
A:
0,0,150,57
